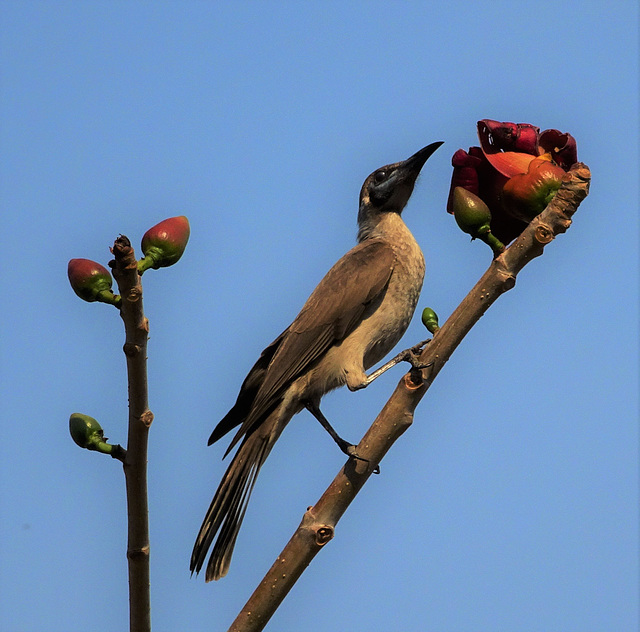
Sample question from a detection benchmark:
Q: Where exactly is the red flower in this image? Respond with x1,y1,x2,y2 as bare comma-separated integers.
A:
447,120,577,244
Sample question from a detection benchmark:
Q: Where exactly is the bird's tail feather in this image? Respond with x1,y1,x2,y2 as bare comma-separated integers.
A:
190,427,275,581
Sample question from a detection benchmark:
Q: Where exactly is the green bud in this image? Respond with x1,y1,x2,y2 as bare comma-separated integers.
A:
421,307,440,334
69,413,113,455
452,187,492,236
451,187,505,257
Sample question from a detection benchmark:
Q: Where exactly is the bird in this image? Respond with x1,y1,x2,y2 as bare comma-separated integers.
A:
191,141,443,581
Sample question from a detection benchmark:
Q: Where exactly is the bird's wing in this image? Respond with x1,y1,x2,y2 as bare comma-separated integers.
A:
224,237,396,453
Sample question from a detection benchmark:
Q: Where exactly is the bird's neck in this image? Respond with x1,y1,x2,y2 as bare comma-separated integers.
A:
357,210,410,243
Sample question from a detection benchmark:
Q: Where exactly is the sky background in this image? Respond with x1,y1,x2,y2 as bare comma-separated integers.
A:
1,2,638,631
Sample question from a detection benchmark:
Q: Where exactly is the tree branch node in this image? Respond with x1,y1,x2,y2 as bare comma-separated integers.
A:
123,342,141,357
126,545,150,560
534,224,555,244
140,410,154,427
314,526,334,545
126,286,143,302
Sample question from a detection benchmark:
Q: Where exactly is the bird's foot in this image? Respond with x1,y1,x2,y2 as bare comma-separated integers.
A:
390,340,432,386
306,402,380,473
338,439,380,474
405,339,432,369
385,340,432,371
361,339,432,389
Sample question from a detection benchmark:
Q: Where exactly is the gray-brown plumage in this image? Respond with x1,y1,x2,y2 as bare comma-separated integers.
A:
191,142,443,581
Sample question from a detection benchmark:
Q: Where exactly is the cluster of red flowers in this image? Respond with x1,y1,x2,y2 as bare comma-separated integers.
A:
447,119,578,246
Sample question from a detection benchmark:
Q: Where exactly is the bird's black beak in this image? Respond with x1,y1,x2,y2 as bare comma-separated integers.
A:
401,141,444,177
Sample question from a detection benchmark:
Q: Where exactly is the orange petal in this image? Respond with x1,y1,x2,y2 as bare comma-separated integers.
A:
483,151,535,178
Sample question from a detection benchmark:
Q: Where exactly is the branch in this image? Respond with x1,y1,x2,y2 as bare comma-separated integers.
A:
226,163,591,632
111,235,153,632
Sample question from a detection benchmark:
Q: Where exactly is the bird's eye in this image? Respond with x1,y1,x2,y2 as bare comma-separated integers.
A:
373,169,387,183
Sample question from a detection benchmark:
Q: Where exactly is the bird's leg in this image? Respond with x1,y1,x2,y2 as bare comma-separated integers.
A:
305,401,359,456
305,401,379,472
352,339,432,391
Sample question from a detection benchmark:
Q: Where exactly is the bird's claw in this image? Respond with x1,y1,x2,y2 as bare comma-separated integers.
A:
411,338,431,353
343,443,380,474
397,339,432,372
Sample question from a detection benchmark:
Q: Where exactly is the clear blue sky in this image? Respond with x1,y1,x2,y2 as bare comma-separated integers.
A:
1,2,638,631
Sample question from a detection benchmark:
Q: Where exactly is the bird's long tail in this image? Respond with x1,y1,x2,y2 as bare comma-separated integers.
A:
190,417,281,581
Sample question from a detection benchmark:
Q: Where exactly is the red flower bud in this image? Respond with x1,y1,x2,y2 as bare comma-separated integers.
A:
139,216,190,273
502,156,568,222
68,259,120,306
446,149,483,213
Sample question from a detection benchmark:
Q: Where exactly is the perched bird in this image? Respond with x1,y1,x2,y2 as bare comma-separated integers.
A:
191,141,443,581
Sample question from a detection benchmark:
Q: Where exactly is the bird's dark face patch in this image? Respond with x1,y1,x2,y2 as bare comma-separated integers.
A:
366,163,411,211
369,176,395,207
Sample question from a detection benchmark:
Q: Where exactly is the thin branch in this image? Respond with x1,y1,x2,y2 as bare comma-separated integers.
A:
226,163,591,632
109,443,128,463
111,235,153,632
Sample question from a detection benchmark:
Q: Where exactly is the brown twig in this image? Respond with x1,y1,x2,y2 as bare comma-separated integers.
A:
111,235,153,632
226,163,591,632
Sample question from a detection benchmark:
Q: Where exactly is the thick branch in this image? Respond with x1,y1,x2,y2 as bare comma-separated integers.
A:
111,236,153,632
227,163,590,632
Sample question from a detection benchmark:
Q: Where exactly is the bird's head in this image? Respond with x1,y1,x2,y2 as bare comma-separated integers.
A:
358,141,443,240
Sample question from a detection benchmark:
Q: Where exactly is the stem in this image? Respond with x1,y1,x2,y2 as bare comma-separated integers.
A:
226,163,591,632
479,230,506,257
96,288,123,308
111,235,153,632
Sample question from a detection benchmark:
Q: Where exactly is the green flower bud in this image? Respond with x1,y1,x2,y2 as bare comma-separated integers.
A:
69,413,113,455
451,187,505,257
452,187,492,236
421,307,440,334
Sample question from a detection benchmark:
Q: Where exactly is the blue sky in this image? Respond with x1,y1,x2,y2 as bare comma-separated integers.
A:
1,2,638,631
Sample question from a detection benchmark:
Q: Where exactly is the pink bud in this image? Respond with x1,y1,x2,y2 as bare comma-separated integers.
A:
139,216,190,272
68,259,118,305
